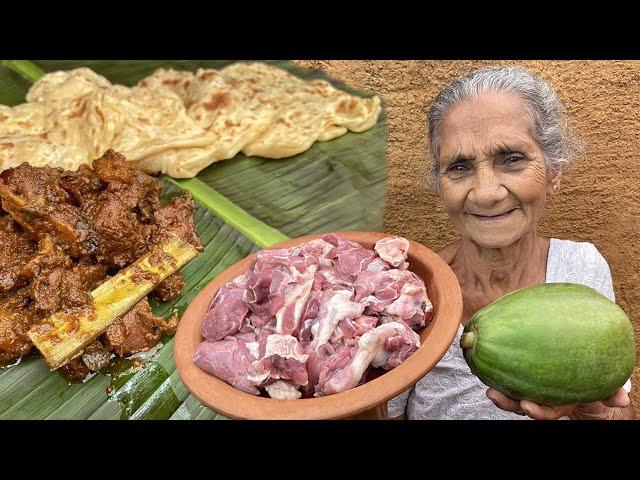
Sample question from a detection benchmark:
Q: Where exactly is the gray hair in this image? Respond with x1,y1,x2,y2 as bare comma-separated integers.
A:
427,65,585,189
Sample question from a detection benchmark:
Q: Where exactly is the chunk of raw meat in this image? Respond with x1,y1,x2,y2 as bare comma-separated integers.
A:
307,343,355,395
193,337,262,395
262,333,308,361
243,256,289,324
251,334,309,386
384,281,433,330
330,315,379,344
201,277,249,341
301,273,324,321
265,380,302,400
315,322,420,396
275,264,316,335
293,238,335,258
366,257,392,272
322,233,376,283
354,269,432,330
244,245,320,330
310,289,365,355
374,236,410,267
370,322,420,369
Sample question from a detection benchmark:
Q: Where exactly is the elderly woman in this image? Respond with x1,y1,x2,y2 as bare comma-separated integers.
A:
387,66,635,420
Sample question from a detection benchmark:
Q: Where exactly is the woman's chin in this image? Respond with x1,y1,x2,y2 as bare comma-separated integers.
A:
467,233,525,249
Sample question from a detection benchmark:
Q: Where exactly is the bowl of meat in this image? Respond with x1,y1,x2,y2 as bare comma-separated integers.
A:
174,231,463,419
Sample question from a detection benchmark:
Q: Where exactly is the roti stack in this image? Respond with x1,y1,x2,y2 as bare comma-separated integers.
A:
0,63,382,178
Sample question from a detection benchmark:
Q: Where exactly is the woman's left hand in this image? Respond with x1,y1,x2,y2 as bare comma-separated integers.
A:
486,387,635,420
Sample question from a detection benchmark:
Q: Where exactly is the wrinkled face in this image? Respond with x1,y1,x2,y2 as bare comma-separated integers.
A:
438,92,558,249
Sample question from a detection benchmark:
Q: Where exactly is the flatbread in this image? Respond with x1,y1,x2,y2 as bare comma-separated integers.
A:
0,63,381,177
220,63,381,158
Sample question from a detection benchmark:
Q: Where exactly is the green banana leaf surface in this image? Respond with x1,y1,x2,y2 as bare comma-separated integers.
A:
0,60,387,419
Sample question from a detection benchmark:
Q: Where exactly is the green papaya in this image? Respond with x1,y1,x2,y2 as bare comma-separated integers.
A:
460,283,635,406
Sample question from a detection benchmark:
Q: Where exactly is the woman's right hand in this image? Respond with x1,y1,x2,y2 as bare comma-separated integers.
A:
486,387,635,420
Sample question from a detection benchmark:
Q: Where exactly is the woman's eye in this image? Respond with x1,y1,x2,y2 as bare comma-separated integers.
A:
504,155,523,164
448,163,468,172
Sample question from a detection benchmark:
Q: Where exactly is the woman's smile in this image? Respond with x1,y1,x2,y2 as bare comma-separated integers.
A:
468,208,517,221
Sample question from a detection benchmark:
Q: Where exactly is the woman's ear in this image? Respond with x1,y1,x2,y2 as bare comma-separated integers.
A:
546,168,563,195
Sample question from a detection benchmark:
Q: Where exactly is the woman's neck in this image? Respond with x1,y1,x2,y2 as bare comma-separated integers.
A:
456,233,548,293
440,233,552,323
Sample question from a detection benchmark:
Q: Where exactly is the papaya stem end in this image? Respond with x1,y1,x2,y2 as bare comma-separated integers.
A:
460,332,476,349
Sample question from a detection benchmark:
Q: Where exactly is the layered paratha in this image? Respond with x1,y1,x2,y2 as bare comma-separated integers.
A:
0,63,381,177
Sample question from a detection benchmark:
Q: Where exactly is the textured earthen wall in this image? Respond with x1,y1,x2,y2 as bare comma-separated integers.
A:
295,60,640,410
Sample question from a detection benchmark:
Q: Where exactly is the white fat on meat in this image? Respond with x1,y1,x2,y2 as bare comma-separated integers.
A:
275,265,317,334
297,239,335,257
374,236,410,267
265,380,303,400
366,258,392,272
319,268,351,288
246,341,260,360
263,334,309,363
311,290,365,354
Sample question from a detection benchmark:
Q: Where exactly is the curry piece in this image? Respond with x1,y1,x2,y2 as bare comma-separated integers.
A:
59,164,106,206
0,164,94,258
152,191,203,250
104,298,178,357
0,212,21,233
59,341,112,382
22,237,107,316
154,273,185,302
81,341,112,372
0,162,70,204
150,189,202,301
0,287,36,364
0,230,37,291
83,192,154,268
59,357,92,383
93,150,162,223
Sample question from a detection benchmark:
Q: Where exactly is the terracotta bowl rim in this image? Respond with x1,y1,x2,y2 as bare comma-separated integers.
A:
174,231,462,420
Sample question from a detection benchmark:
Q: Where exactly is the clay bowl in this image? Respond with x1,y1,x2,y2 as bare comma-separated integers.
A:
174,231,462,420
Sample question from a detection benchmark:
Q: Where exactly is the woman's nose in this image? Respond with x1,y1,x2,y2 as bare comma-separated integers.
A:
467,170,508,207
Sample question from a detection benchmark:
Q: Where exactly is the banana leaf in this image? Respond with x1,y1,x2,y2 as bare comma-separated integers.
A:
0,60,387,419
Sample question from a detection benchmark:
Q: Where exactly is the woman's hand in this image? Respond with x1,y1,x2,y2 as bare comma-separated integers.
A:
486,387,635,420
